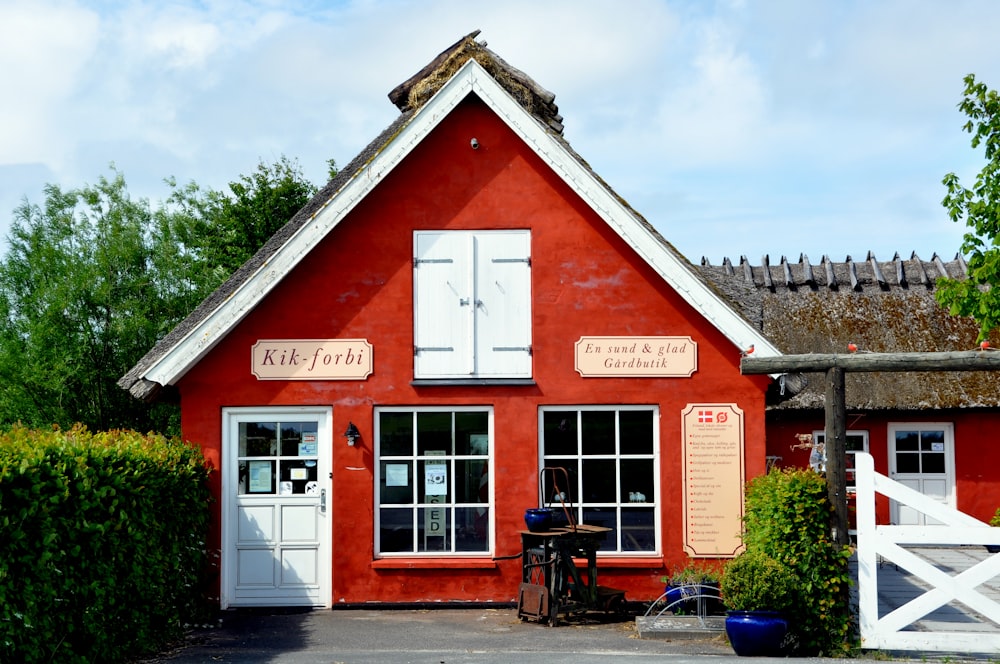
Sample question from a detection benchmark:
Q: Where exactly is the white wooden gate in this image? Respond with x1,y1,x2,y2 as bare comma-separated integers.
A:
855,452,1000,653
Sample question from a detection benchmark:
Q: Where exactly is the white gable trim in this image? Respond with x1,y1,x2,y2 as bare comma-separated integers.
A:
143,59,777,388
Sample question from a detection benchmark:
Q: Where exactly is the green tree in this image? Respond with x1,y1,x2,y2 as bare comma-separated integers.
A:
937,74,1000,339
0,156,326,434
0,168,214,433
197,156,321,275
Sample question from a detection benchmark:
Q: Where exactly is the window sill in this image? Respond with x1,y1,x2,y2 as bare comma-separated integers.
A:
591,557,664,569
411,379,536,387
371,558,498,570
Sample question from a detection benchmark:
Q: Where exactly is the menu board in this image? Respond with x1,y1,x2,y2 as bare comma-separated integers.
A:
682,404,745,557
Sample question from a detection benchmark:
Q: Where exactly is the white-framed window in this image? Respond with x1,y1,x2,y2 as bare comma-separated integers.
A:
812,430,869,494
375,407,492,556
539,406,659,554
413,230,531,379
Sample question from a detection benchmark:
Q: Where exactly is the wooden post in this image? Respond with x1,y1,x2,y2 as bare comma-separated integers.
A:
824,367,850,547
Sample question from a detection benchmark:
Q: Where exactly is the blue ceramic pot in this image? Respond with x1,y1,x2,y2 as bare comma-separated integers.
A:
524,508,553,532
664,585,695,613
725,610,788,657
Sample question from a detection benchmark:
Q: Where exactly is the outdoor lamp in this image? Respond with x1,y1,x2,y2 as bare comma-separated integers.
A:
344,422,360,446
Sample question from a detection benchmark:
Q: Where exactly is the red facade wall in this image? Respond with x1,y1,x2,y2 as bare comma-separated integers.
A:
178,95,771,604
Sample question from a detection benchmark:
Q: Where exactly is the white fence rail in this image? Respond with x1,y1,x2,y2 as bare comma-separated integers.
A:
855,452,1000,653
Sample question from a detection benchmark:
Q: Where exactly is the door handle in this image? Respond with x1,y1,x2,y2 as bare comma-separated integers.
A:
320,488,327,513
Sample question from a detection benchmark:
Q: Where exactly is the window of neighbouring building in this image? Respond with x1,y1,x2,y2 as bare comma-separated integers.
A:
811,430,869,494
539,406,659,554
375,407,492,556
413,230,531,379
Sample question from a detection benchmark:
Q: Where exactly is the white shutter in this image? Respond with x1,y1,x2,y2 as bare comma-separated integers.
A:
413,232,473,377
474,231,531,377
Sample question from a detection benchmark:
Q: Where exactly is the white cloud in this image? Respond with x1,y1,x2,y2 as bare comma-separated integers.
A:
0,1,99,165
0,0,997,263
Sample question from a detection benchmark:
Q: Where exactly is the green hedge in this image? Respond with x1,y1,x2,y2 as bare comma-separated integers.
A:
0,425,211,663
742,467,855,655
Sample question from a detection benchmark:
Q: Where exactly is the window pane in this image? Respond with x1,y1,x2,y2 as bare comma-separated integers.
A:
582,508,617,551
896,452,920,473
621,508,655,551
240,460,275,494
543,410,578,455
922,453,945,474
541,460,577,505
620,459,653,503
455,412,489,455
379,508,413,552
620,410,653,455
280,421,317,456
582,459,617,503
417,412,452,455
581,411,615,455
921,430,944,451
895,431,919,451
455,459,488,503
278,459,318,495
240,422,277,457
380,412,413,456
418,506,450,552
418,459,450,502
380,461,413,504
455,507,488,551
845,434,866,453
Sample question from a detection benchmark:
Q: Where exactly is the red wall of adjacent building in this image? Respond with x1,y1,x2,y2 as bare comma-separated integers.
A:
178,95,771,604
767,411,1000,527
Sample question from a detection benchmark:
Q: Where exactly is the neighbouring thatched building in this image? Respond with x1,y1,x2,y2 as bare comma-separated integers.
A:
699,252,1000,528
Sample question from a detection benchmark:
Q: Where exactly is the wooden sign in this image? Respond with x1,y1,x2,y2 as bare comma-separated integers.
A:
681,403,745,557
574,336,697,377
251,339,372,380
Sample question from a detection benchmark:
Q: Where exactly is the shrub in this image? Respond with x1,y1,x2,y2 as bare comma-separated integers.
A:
720,549,796,612
0,425,211,663
740,467,855,655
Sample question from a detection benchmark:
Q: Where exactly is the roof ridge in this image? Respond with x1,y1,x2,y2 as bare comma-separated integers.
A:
698,251,968,292
386,30,563,134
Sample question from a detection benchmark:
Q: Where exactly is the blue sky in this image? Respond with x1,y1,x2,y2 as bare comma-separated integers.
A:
2,0,1000,265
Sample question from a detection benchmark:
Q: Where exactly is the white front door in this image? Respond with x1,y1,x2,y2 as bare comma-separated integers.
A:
888,423,955,526
222,407,332,607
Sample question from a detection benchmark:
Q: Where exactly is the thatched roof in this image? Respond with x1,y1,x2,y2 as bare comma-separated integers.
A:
698,252,1000,410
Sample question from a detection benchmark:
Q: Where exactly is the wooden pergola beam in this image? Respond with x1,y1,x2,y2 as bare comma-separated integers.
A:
741,350,1000,375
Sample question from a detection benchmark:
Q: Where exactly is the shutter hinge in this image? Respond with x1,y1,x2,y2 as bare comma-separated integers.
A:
492,346,532,355
414,346,455,355
413,257,455,267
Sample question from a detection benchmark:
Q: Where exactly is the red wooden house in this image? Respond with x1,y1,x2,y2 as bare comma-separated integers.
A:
120,33,1000,609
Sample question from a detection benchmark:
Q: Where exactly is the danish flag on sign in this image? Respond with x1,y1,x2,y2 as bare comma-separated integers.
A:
698,411,713,423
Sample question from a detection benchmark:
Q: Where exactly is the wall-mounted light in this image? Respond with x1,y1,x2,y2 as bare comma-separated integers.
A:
470,137,479,150
344,422,360,446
